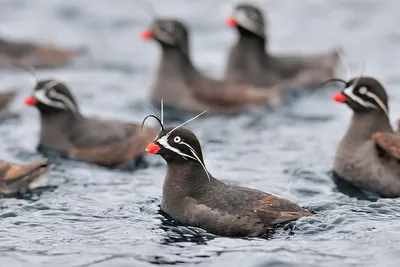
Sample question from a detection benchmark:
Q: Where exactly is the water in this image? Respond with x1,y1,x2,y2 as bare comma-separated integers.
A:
1,0,400,266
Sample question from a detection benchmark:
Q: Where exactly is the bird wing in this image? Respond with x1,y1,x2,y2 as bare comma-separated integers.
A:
70,122,158,167
373,132,400,160
221,186,312,224
254,197,312,225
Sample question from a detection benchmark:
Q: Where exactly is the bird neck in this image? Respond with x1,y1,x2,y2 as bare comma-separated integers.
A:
233,31,268,68
157,45,200,80
39,111,83,147
163,160,215,195
151,44,203,103
344,111,393,143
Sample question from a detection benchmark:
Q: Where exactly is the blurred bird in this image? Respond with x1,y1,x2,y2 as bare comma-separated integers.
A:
224,4,340,89
141,19,285,115
0,159,53,195
0,36,87,68
24,78,158,168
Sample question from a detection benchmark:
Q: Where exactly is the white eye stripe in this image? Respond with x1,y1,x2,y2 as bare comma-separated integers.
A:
154,109,208,156
157,135,193,160
34,80,63,108
33,80,78,113
34,89,66,110
343,86,378,109
235,9,265,37
180,141,210,181
156,135,211,181
365,91,389,117
48,89,78,113
343,85,389,116
42,80,61,92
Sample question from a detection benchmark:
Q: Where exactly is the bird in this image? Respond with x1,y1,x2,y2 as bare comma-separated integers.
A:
331,76,400,197
140,19,285,115
0,36,86,69
143,113,312,236
0,159,52,195
224,4,340,89
24,78,158,168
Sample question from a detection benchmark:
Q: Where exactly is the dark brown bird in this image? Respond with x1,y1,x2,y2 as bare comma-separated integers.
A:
140,19,284,115
0,159,52,195
24,79,158,168
0,36,86,69
144,118,311,236
332,76,400,197
224,4,340,88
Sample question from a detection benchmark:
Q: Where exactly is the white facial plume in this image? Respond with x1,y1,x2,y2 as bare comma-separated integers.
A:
343,83,389,117
234,8,265,38
157,133,211,181
153,110,210,180
33,80,78,113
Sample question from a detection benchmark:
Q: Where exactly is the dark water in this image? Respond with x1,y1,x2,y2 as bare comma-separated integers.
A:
1,0,400,266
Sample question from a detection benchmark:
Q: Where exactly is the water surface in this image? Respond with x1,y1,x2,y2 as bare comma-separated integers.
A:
1,0,400,266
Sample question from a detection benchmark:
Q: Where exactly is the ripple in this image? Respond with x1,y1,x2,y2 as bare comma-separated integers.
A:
1,0,400,266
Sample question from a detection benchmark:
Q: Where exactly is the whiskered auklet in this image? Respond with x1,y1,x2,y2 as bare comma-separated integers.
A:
332,76,400,197
141,19,284,115
25,79,158,168
0,36,86,68
224,4,340,88
143,116,312,236
0,159,52,195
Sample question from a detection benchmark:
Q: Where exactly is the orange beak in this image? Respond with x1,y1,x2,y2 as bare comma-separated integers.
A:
225,17,238,27
140,30,153,40
24,96,37,106
333,92,346,103
146,142,160,154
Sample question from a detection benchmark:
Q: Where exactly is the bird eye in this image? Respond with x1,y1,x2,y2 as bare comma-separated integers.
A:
48,89,57,97
173,136,181,143
358,87,367,94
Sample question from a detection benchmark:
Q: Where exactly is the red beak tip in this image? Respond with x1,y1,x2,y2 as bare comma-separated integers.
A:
333,92,347,103
24,96,37,106
225,17,238,27
140,30,153,40
146,143,160,154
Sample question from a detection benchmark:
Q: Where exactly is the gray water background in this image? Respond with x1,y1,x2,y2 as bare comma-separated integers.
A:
1,0,400,266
